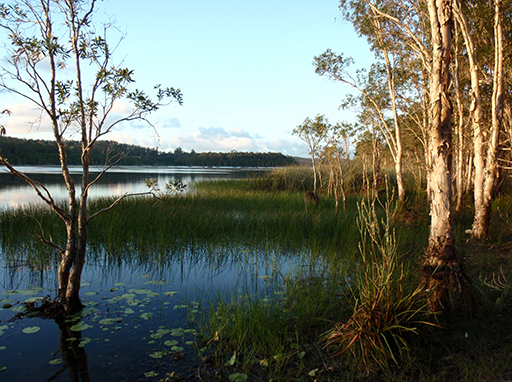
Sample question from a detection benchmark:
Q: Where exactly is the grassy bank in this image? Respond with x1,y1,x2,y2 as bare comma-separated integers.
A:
1,168,512,380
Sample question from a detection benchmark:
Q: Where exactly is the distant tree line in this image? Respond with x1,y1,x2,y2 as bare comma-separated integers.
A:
0,137,297,167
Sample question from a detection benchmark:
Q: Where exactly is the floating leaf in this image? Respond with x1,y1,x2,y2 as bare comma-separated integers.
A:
25,297,43,303
164,340,178,347
163,291,178,296
229,373,248,381
141,312,153,320
149,350,168,359
49,359,63,365
22,326,40,334
99,318,116,325
10,306,25,312
84,292,97,296
144,371,159,377
70,322,93,331
81,282,91,287
124,308,135,314
114,283,124,286
19,288,42,295
0,367,5,372
146,280,166,285
0,346,6,351
78,337,92,347
170,328,185,337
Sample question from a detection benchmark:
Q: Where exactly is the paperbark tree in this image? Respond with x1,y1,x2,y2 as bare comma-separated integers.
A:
293,114,329,194
0,0,182,315
421,0,466,311
471,0,504,239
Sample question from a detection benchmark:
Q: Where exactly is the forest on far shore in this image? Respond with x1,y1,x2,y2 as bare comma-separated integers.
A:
0,137,298,167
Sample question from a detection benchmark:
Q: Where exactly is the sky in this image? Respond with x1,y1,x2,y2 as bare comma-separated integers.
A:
0,0,375,157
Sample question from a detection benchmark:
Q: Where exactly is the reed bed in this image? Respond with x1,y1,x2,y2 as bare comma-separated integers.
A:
2,169,512,380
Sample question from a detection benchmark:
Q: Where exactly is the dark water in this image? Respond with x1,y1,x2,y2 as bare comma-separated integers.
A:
0,166,296,381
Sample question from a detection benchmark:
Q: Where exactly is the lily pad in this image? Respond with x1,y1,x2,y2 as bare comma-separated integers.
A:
22,326,41,334
164,340,178,346
144,371,159,377
99,318,116,325
146,280,166,285
141,312,152,320
1,290,18,295
163,291,178,296
149,350,168,359
70,322,93,331
170,328,185,337
0,346,6,351
0,367,5,372
25,297,43,303
49,359,63,365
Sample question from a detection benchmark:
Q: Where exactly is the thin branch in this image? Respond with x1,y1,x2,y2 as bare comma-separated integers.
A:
87,191,153,222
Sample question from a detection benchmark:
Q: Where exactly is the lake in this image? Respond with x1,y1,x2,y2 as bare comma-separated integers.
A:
0,165,265,209
0,165,301,381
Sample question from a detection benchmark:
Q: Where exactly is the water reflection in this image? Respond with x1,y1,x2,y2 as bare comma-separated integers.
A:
0,165,264,209
0,244,302,381
51,324,90,382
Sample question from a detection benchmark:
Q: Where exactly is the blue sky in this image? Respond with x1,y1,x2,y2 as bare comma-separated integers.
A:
0,0,374,157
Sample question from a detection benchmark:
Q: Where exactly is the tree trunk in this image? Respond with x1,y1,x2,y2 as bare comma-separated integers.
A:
472,0,504,239
311,152,318,194
421,0,466,312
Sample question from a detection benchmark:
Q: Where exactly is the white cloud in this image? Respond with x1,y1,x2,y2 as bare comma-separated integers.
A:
1,101,53,135
171,126,263,152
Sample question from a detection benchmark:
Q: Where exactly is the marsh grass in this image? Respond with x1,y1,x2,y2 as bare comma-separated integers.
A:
3,173,512,380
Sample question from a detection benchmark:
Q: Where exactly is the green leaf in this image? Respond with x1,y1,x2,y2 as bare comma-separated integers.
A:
70,322,93,331
99,318,116,325
22,326,40,334
225,352,237,366
229,373,247,382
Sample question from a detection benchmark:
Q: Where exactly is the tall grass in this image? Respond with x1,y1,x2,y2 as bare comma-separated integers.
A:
323,189,435,376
